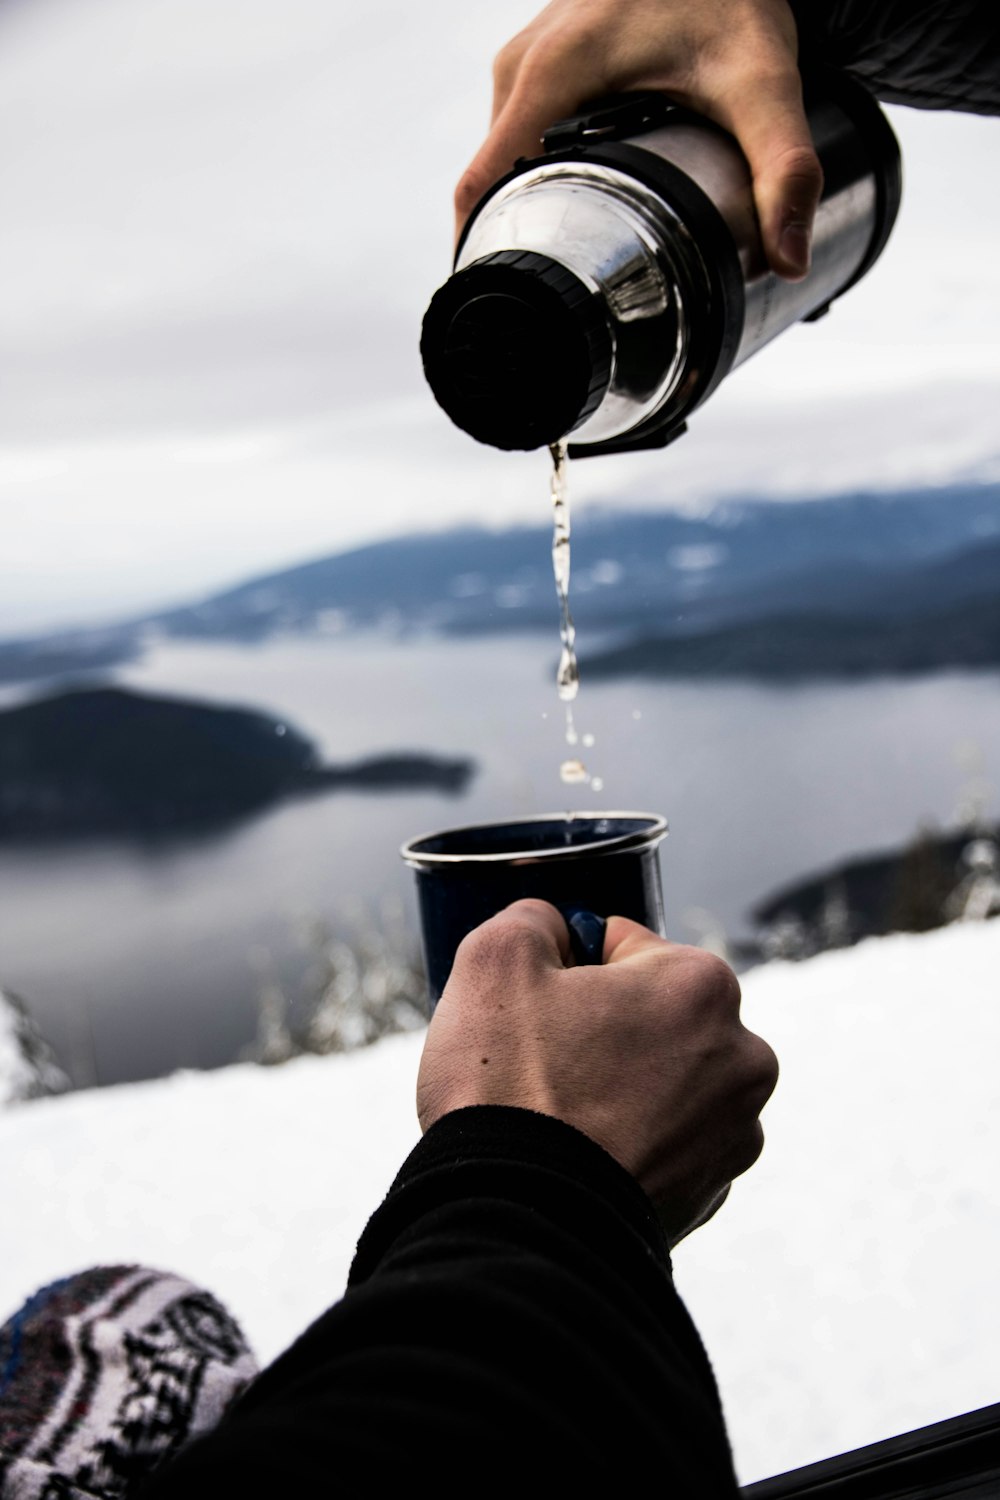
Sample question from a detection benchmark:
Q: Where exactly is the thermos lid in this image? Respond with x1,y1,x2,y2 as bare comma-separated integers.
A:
420,249,613,451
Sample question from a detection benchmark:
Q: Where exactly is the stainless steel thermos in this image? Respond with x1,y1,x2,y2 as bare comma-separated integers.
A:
420,71,901,457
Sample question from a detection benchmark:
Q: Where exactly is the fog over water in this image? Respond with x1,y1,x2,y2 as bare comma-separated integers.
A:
0,636,996,1088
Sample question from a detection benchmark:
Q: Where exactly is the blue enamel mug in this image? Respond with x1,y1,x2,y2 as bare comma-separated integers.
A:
401,811,668,1010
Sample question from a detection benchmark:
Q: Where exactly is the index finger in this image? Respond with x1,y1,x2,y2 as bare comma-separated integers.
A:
490,896,575,966
455,78,586,238
601,914,674,963
602,918,743,1007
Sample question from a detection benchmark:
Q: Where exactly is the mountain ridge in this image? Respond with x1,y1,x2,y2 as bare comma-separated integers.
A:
1,482,998,685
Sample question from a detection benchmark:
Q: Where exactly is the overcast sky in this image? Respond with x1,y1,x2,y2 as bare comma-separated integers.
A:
1,0,999,634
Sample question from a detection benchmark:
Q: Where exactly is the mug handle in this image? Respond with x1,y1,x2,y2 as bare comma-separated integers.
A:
560,905,607,967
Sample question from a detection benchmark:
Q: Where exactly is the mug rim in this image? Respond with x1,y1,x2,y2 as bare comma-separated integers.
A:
400,810,668,868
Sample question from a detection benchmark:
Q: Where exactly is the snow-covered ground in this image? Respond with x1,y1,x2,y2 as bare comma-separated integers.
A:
2,920,998,1487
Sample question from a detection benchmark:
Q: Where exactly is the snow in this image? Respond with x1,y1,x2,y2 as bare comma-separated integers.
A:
0,1034,422,1377
675,919,1000,1482
2,920,999,1487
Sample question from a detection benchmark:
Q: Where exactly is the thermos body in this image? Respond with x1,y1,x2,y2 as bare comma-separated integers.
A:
420,73,901,457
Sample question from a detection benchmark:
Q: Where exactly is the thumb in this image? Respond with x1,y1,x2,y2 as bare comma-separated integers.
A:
721,74,823,279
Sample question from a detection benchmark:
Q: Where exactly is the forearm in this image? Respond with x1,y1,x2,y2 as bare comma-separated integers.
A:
791,0,1000,114
137,1109,740,1490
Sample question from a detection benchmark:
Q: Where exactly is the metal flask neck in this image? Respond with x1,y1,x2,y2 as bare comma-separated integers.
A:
417,243,619,452
422,161,698,452
419,79,901,458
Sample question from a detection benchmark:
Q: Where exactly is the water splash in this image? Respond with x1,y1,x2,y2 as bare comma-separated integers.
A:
550,440,578,706
549,440,602,796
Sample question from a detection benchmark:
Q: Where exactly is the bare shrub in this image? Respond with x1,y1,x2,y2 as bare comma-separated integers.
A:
244,898,428,1065
0,988,70,1105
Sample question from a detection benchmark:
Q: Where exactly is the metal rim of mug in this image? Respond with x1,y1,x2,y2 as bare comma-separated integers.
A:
400,810,668,869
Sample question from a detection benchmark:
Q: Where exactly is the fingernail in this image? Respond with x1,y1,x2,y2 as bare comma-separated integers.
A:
779,220,811,279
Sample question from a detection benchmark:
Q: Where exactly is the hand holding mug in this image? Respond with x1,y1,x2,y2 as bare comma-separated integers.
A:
417,898,779,1247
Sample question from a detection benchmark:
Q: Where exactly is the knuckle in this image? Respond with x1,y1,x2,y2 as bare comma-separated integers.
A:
774,143,824,196
730,1119,766,1177
507,896,557,922
492,36,525,91
493,20,561,94
721,39,796,95
685,948,742,1009
454,164,489,220
515,28,587,94
534,19,594,67
743,1030,780,1102
459,910,547,975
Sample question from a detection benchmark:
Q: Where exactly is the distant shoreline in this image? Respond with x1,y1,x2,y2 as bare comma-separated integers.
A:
1,484,998,686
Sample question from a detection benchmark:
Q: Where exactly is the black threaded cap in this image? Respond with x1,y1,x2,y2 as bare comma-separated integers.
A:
420,251,613,452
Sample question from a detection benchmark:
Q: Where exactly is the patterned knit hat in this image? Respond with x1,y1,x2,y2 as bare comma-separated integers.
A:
0,1265,258,1499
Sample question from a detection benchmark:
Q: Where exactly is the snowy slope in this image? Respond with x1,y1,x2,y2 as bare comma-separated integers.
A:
675,919,1000,1482
2,920,998,1486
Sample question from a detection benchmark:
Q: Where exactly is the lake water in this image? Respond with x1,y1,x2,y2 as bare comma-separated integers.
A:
1,633,997,1087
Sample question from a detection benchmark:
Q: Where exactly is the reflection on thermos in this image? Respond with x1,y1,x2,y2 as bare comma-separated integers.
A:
420,71,901,457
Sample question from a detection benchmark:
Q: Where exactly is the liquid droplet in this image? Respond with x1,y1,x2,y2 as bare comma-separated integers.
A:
550,441,580,711
557,647,579,702
549,442,602,789
590,776,604,793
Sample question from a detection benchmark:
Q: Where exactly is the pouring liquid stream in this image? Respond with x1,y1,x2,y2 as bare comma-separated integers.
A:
549,441,602,793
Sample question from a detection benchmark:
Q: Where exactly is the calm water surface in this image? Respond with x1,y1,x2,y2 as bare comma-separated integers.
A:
1,634,997,1086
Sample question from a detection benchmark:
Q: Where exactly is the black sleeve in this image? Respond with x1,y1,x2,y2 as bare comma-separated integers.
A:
792,1,1000,115
136,1107,740,1492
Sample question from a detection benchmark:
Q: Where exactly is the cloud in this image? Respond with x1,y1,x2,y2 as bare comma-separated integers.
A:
1,0,999,632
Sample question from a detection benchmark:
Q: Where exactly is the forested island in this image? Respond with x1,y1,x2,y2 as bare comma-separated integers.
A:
581,596,1000,681
750,823,1000,958
0,686,474,839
